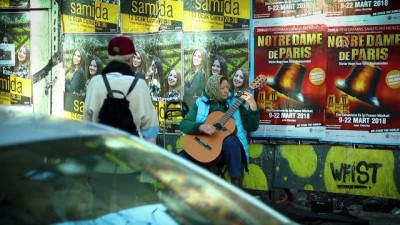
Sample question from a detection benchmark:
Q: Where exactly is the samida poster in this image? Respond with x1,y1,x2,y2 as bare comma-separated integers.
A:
325,24,400,146
0,12,31,106
183,0,250,31
121,0,183,33
252,24,327,142
62,0,119,33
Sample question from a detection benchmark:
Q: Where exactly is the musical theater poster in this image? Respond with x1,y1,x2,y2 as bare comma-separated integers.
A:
325,24,400,147
323,0,398,17
183,0,250,32
121,0,183,33
251,24,327,142
0,0,29,8
252,0,323,19
62,0,119,33
0,12,31,106
63,34,115,120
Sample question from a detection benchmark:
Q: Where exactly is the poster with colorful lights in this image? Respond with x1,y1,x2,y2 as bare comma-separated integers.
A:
324,23,400,147
251,24,327,142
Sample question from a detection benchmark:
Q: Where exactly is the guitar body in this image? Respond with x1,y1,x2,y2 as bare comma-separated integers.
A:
183,111,236,165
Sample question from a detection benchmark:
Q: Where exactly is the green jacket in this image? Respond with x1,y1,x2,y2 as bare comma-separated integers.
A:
180,93,260,135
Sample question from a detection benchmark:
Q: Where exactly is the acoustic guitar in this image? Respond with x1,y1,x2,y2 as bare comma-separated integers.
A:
183,75,267,165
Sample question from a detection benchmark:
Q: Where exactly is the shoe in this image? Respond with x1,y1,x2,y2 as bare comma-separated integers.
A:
231,177,243,189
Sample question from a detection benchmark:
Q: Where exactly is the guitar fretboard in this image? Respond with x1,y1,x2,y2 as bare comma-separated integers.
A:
218,86,253,126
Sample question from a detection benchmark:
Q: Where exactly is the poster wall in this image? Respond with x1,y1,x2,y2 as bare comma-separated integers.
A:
128,30,250,129
251,1,400,147
7,0,395,148
0,12,31,106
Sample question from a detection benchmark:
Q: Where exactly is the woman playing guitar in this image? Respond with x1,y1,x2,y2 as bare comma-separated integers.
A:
179,75,260,188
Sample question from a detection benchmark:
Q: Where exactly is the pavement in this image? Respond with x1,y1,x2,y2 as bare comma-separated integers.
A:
345,210,400,225
246,189,400,225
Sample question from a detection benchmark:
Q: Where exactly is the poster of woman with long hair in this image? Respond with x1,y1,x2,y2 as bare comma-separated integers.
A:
0,12,31,106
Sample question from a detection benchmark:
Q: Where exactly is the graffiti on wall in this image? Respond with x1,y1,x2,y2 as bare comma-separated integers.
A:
159,132,400,199
273,145,400,199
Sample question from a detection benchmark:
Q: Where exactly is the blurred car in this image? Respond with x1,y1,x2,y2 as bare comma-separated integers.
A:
0,107,298,225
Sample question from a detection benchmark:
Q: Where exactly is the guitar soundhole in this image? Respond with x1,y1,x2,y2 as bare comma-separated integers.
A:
213,123,224,131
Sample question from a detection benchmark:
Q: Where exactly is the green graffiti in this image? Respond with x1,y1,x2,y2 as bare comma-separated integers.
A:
304,184,314,191
325,147,400,199
281,145,317,178
244,164,269,190
248,143,263,158
175,135,184,154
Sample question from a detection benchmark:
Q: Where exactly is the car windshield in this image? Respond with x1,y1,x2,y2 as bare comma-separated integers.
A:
0,134,288,225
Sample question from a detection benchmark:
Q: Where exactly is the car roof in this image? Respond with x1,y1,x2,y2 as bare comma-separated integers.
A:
0,106,298,225
0,106,127,147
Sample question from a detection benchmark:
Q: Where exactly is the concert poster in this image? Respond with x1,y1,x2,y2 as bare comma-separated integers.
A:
0,0,29,8
324,22,400,147
120,0,183,33
0,12,31,106
62,0,119,33
183,0,250,32
63,34,115,120
251,24,327,142
252,0,323,19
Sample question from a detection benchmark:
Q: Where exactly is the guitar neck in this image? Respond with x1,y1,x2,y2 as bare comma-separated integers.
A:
220,86,253,125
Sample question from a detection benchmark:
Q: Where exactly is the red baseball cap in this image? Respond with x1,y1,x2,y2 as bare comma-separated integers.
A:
108,36,136,56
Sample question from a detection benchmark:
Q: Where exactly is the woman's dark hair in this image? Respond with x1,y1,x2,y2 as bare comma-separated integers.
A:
212,55,228,78
89,56,103,78
152,56,164,93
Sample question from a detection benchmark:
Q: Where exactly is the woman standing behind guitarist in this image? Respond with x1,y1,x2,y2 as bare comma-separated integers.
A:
179,75,260,188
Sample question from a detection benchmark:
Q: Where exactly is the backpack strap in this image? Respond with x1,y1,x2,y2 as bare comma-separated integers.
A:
102,74,134,98
101,74,111,92
126,75,139,96
101,75,120,98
